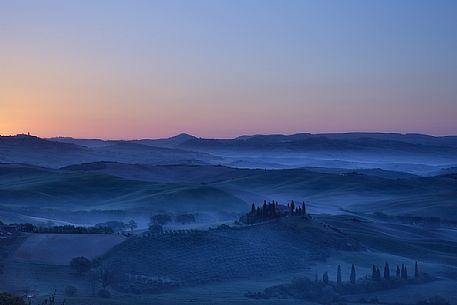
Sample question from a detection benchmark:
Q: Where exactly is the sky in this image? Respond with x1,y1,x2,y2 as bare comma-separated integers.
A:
1,0,456,139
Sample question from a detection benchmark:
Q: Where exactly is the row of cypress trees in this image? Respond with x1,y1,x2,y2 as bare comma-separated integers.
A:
321,264,356,285
320,261,420,285
372,261,420,281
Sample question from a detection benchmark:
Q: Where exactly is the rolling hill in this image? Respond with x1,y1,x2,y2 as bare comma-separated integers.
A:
0,164,248,225
0,135,216,168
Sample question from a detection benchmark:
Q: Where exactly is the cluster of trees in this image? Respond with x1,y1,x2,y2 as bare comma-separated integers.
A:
95,220,137,233
68,256,116,299
14,223,113,234
0,291,65,305
241,201,280,224
150,214,172,226
147,213,197,233
241,200,308,224
287,200,307,216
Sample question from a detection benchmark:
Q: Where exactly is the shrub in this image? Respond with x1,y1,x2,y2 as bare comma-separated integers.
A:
0,292,26,305
70,256,92,274
97,289,111,298
148,224,163,234
64,285,77,297
416,296,451,305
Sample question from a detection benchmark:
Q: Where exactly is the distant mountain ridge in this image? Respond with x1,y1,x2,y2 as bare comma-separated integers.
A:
0,134,214,168
2,132,457,172
48,132,457,150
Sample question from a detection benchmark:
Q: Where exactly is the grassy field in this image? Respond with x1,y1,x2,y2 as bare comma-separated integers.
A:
11,233,126,265
1,215,456,304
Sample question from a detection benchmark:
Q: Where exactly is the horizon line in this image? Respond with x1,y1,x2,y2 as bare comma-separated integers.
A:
2,131,457,141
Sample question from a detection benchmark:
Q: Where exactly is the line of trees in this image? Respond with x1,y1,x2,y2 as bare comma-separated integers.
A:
14,224,114,234
372,262,418,281
320,261,422,285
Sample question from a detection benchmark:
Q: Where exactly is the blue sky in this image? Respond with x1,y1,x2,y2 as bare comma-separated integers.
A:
1,0,456,138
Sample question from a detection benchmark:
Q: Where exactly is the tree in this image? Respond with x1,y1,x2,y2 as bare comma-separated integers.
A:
128,220,137,231
290,200,295,214
98,267,116,289
396,265,401,278
415,261,420,279
148,224,163,234
35,291,65,305
350,264,356,284
401,264,408,280
337,265,342,285
151,214,172,225
371,265,381,281
384,263,390,280
70,256,91,274
302,201,306,215
323,271,329,284
251,203,256,214
64,285,77,297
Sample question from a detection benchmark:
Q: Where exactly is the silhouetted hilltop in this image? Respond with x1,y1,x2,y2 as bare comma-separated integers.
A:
48,137,111,148
130,133,197,147
1,135,214,168
177,133,457,153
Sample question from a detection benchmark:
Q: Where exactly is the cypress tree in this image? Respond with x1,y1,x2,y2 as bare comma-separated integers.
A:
350,264,356,284
415,261,419,279
396,265,401,278
401,264,408,280
251,203,256,215
302,201,306,215
372,265,377,281
337,265,342,285
323,272,329,284
384,263,390,280
290,200,295,214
